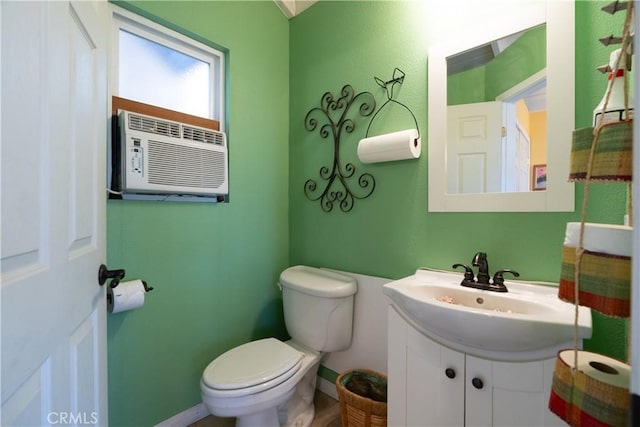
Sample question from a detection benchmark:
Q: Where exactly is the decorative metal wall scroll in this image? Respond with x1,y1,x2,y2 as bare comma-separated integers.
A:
304,85,376,212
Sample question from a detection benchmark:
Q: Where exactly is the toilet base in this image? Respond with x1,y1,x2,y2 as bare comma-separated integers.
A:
277,359,320,427
237,409,280,427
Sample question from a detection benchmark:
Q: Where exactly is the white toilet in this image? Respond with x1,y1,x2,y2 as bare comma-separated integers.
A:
200,265,357,427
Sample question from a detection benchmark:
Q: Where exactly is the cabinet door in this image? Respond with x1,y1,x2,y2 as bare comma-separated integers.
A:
388,307,408,426
491,359,544,426
406,327,464,426
465,356,493,426
466,356,564,427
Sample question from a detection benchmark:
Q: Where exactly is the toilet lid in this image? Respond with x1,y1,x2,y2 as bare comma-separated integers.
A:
202,338,303,391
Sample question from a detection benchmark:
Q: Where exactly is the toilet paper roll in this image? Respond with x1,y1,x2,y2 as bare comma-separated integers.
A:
549,349,630,426
107,279,146,314
357,128,421,164
559,243,631,317
564,222,633,257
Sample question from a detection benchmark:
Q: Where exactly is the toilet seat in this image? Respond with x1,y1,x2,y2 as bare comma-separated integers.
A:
202,338,303,397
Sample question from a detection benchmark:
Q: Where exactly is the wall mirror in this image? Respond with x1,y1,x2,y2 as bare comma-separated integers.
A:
428,1,575,212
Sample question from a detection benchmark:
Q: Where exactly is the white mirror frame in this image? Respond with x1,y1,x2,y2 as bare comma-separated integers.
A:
428,1,575,212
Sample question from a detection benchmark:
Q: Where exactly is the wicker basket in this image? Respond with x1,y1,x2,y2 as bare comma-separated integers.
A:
335,369,387,427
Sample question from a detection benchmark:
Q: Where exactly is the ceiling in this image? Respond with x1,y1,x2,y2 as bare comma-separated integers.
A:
274,0,318,18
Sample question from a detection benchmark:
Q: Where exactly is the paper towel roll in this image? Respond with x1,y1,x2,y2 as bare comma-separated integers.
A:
107,279,146,314
357,128,421,164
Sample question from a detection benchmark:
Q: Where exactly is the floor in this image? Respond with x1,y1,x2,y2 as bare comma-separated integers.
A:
189,390,341,427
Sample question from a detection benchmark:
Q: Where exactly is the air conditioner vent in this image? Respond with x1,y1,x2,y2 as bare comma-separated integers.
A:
119,109,228,197
128,113,181,139
183,125,225,146
147,140,226,189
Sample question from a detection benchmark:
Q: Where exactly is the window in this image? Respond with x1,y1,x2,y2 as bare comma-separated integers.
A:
111,6,225,126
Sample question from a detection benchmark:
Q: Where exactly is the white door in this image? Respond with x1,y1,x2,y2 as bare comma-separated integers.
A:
1,2,108,426
447,101,503,193
502,102,532,193
514,126,531,192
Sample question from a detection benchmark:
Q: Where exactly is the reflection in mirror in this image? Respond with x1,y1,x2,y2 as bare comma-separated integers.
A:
428,0,575,212
447,25,546,194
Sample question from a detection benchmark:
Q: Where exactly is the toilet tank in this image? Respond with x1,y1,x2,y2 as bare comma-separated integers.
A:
279,266,357,352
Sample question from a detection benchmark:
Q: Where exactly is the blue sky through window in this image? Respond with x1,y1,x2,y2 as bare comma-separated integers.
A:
119,29,210,118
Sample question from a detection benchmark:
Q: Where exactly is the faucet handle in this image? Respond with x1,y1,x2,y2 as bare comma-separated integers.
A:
492,269,520,285
452,263,475,282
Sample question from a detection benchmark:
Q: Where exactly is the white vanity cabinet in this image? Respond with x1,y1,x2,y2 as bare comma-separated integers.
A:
388,306,565,426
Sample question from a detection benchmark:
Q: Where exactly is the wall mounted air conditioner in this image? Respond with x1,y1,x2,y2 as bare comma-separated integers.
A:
117,110,228,198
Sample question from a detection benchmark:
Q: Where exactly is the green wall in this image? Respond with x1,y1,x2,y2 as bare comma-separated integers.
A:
448,25,546,105
106,2,290,425
289,0,629,367
485,25,546,100
106,1,631,426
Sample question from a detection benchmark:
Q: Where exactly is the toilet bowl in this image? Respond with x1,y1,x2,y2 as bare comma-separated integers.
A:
201,339,321,427
200,266,357,427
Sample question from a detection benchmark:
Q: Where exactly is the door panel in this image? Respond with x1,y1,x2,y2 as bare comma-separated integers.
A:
1,1,108,425
406,327,464,426
447,101,503,193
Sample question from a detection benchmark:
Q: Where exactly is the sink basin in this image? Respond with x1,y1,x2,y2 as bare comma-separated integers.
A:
412,284,553,315
383,268,592,360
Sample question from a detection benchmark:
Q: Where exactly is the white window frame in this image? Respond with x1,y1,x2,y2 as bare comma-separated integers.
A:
109,5,225,129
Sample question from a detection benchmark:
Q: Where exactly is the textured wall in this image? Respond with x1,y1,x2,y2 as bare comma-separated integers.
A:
107,2,290,425
105,2,631,425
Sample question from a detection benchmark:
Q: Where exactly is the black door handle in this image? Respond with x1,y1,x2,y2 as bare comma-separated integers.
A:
98,264,125,288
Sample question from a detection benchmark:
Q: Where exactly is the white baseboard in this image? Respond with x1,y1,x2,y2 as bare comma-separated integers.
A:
154,402,210,427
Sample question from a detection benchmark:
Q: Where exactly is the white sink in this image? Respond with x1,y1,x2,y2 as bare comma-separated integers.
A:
383,268,592,359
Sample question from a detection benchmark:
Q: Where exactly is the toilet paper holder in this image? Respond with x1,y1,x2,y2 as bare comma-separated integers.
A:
98,264,154,291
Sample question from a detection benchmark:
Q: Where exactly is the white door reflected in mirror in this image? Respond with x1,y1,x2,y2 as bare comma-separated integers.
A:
447,101,503,193
428,0,574,212
445,25,547,194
